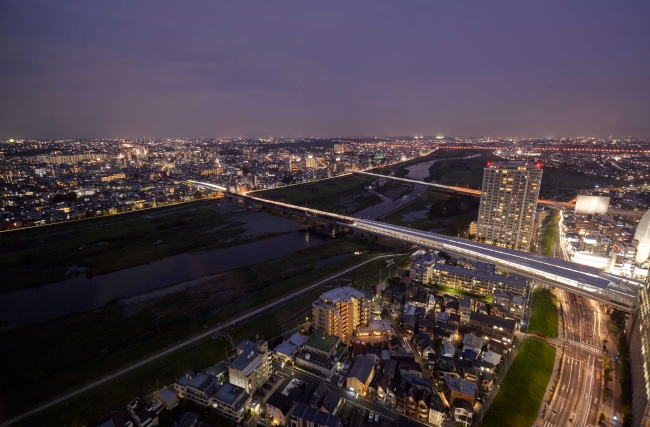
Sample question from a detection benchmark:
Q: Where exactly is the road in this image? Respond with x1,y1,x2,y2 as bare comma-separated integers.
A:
0,253,405,427
272,362,437,427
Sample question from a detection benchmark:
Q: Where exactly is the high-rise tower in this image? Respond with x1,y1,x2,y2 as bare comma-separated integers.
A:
477,160,542,251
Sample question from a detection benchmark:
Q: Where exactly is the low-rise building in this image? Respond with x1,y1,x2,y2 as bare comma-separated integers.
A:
273,333,308,365
354,319,393,343
432,262,528,297
296,332,346,377
126,397,163,427
346,355,375,396
212,383,251,423
266,391,296,427
173,370,219,406
155,388,179,410
429,394,446,426
290,402,341,427
442,376,478,407
468,313,516,343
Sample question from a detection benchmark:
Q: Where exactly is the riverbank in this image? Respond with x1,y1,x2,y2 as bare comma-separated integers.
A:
1,201,305,293
0,237,390,424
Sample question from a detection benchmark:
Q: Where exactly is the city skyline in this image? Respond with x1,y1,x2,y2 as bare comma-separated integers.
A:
1,1,649,138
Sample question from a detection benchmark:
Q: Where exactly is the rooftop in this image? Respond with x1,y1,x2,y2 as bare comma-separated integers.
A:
444,376,478,396
319,286,365,304
213,382,249,410
305,332,341,354
291,402,340,427
469,312,516,331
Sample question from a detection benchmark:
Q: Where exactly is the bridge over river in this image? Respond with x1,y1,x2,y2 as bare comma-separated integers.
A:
189,180,641,311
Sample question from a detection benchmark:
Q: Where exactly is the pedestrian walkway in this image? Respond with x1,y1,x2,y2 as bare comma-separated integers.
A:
566,339,602,355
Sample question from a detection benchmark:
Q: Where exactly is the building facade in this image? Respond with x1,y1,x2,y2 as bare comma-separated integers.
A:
629,273,650,426
432,262,528,297
312,287,369,343
228,339,272,393
477,161,542,251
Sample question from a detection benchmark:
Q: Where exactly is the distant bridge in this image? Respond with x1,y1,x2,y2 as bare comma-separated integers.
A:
354,171,574,209
189,180,640,311
353,171,645,218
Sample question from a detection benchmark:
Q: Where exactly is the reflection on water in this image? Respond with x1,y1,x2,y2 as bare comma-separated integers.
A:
0,231,327,324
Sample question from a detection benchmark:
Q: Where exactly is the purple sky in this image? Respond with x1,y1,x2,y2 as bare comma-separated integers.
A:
1,1,649,138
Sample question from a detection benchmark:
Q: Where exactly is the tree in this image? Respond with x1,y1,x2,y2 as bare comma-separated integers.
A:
609,323,619,334
598,412,605,423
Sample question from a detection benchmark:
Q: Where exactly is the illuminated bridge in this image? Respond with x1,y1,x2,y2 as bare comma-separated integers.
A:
188,181,640,311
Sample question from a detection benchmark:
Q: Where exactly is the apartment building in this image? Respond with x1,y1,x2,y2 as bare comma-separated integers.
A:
312,287,369,343
492,290,525,320
173,371,251,423
409,254,440,284
432,262,528,297
173,370,219,406
228,339,272,393
468,313,517,343
477,161,542,251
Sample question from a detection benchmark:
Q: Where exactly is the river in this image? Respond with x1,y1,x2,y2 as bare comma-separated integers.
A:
0,230,329,324
353,154,481,220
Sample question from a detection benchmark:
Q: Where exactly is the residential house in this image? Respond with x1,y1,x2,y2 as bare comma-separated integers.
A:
290,402,341,427
346,355,375,395
267,392,296,427
126,397,162,427
468,313,516,343
429,394,446,426
442,376,478,407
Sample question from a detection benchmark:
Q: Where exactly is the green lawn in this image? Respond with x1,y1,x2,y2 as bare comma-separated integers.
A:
540,211,559,257
482,338,556,427
251,175,381,214
528,288,559,337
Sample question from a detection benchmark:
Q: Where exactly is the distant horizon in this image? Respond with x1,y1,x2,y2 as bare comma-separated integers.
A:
3,134,650,141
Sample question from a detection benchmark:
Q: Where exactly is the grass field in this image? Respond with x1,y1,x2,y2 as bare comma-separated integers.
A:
0,238,389,425
251,175,381,214
481,338,556,427
382,191,451,230
540,211,559,257
374,181,411,200
0,200,258,292
539,167,616,200
426,151,503,188
528,288,559,338
381,190,478,237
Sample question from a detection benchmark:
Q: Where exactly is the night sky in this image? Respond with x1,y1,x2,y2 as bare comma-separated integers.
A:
1,1,649,138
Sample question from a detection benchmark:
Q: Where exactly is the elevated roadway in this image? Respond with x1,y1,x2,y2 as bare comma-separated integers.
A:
188,181,640,312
